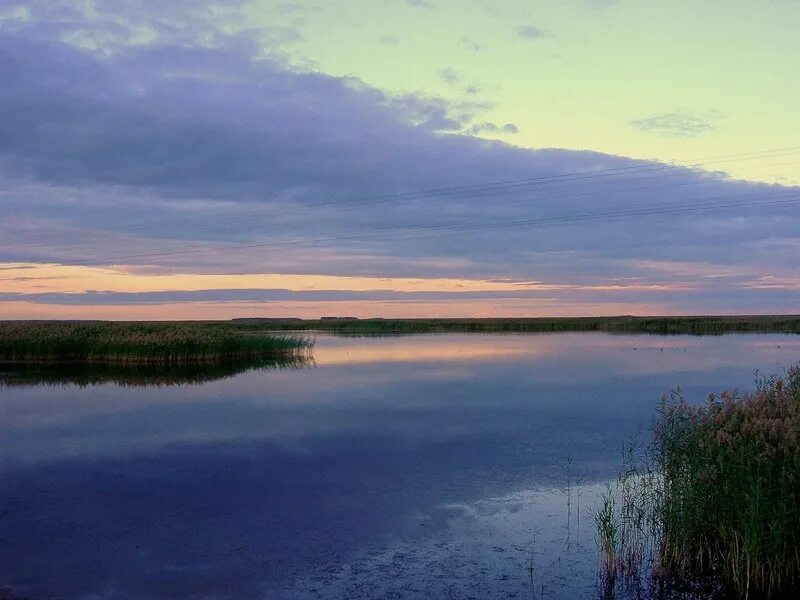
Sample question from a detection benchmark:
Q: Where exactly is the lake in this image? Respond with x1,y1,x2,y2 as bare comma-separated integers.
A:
1,332,798,599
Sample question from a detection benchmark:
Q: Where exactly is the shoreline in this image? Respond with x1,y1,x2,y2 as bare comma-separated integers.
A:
2,317,798,364
232,315,800,335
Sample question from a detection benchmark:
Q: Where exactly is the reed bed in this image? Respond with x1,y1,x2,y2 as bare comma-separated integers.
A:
596,366,800,598
0,321,311,364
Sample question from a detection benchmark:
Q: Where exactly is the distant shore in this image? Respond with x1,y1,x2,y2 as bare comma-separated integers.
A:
2,317,798,365
232,315,800,335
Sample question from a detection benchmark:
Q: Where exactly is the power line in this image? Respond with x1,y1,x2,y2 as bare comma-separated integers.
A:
5,145,799,247
21,189,796,266
6,154,800,252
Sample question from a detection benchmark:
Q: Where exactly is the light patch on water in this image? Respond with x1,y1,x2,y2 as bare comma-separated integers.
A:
274,483,608,600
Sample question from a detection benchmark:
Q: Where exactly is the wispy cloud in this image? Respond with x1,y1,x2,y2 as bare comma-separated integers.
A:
516,25,549,40
585,0,619,8
378,34,399,46
459,36,485,52
631,112,719,137
438,67,460,85
466,121,519,135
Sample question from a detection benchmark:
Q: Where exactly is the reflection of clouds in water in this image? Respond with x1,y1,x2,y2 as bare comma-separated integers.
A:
313,335,537,365
2,333,799,599
0,434,605,599
313,332,796,377
284,483,607,599
1,333,796,464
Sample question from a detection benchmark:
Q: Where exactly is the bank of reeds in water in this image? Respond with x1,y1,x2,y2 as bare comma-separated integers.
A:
0,321,312,364
0,355,311,387
596,366,800,599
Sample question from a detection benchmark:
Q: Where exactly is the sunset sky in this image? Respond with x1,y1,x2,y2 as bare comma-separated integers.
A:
1,0,799,319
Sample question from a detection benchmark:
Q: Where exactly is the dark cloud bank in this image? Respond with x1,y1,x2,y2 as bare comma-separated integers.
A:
1,1,799,313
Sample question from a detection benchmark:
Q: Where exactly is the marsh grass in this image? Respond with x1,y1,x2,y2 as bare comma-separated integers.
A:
0,321,311,364
596,367,800,598
595,439,665,599
234,316,800,335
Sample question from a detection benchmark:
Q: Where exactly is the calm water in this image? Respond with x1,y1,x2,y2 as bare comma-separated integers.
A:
1,332,798,599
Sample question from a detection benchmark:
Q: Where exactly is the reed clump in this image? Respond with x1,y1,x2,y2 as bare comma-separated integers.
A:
657,367,800,597
597,366,800,598
0,321,311,364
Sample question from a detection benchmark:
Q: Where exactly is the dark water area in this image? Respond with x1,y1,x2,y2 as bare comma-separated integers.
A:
1,333,798,599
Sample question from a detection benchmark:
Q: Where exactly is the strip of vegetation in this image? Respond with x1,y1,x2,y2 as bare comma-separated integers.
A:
0,356,310,387
596,366,800,598
233,315,800,335
0,321,312,364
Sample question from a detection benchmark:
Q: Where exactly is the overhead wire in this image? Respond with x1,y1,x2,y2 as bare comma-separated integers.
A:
5,151,800,252
6,145,800,247
23,188,798,266
1,146,799,266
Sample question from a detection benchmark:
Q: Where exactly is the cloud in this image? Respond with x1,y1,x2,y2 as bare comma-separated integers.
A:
0,287,567,305
0,0,251,53
0,0,798,317
404,0,435,7
516,25,549,40
378,34,399,46
438,67,460,85
383,92,493,131
585,0,619,8
631,112,718,137
274,2,315,15
466,122,519,135
459,36,485,52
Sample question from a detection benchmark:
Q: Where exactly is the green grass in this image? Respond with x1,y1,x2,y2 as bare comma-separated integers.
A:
596,366,800,598
233,315,800,335
0,321,312,364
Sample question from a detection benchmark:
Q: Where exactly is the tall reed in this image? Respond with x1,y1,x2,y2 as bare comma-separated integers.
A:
597,366,800,598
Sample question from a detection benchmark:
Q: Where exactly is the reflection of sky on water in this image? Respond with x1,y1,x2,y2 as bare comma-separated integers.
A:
0,333,797,599
283,482,608,600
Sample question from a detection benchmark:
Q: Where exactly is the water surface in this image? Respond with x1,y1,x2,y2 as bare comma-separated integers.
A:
1,332,797,599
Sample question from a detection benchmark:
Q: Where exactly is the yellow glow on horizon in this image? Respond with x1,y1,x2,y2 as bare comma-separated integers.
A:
0,299,674,321
0,262,698,296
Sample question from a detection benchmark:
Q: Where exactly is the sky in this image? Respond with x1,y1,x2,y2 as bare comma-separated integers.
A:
0,0,799,319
